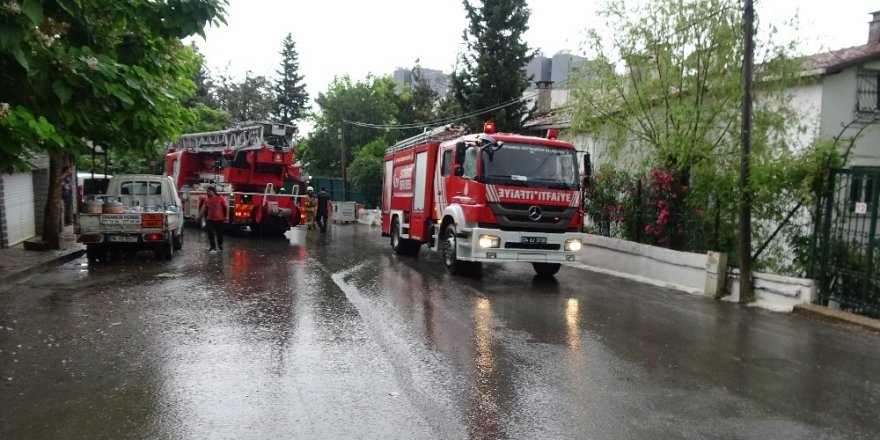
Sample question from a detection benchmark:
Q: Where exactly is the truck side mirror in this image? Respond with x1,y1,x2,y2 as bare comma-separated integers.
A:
582,152,592,189
453,165,464,177
583,152,592,178
454,142,466,166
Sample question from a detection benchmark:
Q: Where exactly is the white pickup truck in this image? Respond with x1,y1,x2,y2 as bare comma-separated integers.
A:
76,174,184,262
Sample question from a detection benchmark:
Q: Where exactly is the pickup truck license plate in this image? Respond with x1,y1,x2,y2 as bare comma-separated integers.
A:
521,236,547,244
108,235,138,243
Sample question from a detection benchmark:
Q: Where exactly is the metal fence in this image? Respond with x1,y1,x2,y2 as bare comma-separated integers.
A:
816,168,880,318
302,177,382,208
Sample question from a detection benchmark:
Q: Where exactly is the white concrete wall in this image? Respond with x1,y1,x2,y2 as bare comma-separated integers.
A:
577,234,817,312
726,269,817,313
579,234,708,295
780,81,823,152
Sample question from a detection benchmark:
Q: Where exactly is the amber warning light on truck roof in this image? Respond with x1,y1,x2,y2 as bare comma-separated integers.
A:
483,122,496,134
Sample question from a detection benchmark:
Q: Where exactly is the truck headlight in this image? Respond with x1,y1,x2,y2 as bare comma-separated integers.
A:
564,238,582,252
478,234,500,249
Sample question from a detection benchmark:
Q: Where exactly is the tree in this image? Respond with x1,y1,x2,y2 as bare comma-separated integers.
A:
188,42,218,108
215,72,275,122
301,75,400,176
451,0,535,132
347,137,387,207
411,65,440,123
571,0,822,272
273,33,309,124
0,0,227,248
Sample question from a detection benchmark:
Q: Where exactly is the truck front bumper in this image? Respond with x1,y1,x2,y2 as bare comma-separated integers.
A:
457,227,583,263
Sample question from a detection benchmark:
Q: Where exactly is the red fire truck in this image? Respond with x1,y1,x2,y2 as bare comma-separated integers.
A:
164,122,303,236
381,123,585,277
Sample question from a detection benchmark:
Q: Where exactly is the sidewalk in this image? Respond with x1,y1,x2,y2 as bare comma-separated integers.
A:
0,225,85,286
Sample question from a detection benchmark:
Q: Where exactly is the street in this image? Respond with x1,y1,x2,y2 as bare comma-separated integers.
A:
1,223,879,439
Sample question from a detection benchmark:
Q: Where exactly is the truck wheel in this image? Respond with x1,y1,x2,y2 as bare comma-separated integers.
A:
532,262,561,277
173,229,183,251
156,239,173,261
442,225,465,274
391,218,421,256
86,245,106,263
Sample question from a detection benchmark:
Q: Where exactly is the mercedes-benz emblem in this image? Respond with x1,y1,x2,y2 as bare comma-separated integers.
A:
528,205,542,221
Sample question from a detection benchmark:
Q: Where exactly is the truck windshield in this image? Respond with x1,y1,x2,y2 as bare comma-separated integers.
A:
481,143,578,190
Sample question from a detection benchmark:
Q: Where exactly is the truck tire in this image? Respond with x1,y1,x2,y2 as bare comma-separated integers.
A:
86,244,106,263
156,238,173,261
391,218,420,256
532,262,561,277
442,225,466,274
173,229,183,251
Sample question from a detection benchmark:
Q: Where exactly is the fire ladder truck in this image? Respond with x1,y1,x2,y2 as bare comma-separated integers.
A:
164,122,304,236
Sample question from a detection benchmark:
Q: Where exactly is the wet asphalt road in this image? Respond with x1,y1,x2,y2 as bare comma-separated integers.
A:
1,223,879,439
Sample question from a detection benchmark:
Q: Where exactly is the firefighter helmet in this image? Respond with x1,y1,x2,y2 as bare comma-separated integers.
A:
306,186,314,192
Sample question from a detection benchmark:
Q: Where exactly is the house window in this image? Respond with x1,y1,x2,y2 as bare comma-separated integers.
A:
848,168,880,214
856,69,880,113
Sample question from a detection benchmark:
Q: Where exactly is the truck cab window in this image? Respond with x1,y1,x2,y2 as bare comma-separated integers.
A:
442,149,453,176
463,146,478,179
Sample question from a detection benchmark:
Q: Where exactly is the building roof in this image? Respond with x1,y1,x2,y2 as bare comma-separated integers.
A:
525,42,880,129
523,110,572,130
802,42,880,74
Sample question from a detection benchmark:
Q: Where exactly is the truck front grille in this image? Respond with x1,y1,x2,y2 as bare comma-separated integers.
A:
489,203,575,232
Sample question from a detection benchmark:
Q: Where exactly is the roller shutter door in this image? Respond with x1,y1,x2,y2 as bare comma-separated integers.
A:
2,173,36,246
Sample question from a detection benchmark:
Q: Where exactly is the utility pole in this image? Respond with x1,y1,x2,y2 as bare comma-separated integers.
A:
739,0,755,302
338,125,347,201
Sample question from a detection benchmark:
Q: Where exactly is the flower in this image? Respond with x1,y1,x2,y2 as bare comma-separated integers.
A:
79,55,99,70
2,1,21,14
0,102,10,118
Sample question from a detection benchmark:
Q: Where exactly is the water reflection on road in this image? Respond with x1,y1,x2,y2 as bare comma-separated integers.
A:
1,224,878,439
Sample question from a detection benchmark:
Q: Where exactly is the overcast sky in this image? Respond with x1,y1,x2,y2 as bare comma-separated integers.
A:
194,0,878,114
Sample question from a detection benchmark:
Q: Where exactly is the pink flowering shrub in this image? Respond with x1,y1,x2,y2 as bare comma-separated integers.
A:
585,165,709,251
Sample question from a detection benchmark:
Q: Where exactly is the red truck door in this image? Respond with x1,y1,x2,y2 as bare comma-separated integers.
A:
407,145,435,241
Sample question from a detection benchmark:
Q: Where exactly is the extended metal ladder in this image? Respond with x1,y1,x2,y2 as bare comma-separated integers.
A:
174,122,297,153
385,125,468,154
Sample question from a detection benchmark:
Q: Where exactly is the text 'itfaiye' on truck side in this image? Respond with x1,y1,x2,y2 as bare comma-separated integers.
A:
164,122,305,236
381,122,586,277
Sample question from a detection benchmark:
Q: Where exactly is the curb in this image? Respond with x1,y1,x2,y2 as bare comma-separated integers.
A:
793,304,880,332
565,262,705,296
0,248,85,287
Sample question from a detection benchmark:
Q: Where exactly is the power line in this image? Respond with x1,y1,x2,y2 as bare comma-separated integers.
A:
344,78,571,130
342,4,735,131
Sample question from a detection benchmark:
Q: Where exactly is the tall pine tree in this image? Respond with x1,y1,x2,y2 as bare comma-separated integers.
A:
273,33,309,124
452,0,535,132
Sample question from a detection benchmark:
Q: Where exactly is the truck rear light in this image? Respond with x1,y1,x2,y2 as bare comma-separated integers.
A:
144,233,164,242
478,234,500,249
483,122,496,134
77,234,102,243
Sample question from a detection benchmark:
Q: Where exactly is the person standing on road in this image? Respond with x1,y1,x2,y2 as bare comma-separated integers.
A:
197,186,228,251
304,186,317,230
316,186,331,234
61,166,74,226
